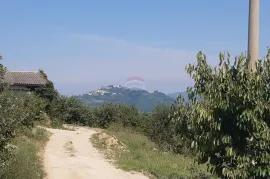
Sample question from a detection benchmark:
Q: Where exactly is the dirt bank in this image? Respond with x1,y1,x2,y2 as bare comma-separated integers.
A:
44,127,148,179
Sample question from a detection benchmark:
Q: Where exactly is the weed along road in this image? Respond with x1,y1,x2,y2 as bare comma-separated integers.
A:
44,126,148,179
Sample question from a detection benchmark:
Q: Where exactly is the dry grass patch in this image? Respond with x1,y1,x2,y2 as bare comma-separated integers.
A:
91,127,218,179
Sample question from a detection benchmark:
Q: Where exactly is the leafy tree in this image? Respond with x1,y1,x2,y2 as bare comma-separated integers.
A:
91,103,119,128
0,91,29,174
49,95,92,125
14,92,47,127
143,103,193,154
115,104,143,128
0,55,8,92
61,96,92,125
145,104,173,150
35,69,58,102
90,103,149,129
173,50,270,178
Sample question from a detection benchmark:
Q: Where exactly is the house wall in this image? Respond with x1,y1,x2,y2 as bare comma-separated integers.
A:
10,85,30,91
10,85,41,91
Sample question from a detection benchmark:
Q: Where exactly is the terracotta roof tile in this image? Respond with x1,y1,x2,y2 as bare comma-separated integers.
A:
4,71,48,85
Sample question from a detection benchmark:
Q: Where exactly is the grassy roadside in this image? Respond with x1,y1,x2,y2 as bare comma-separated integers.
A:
91,125,217,179
37,118,66,129
37,118,77,131
0,127,50,179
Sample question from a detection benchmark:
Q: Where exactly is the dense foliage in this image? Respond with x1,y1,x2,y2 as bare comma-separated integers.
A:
0,91,46,175
0,58,16,174
172,50,270,178
35,82,59,102
145,104,174,150
35,70,59,103
49,95,92,125
91,103,147,129
0,55,7,92
0,58,48,176
3,49,270,178
0,91,23,172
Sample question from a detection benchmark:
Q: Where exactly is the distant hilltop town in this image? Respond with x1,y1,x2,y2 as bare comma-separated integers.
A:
75,84,169,112
88,85,155,96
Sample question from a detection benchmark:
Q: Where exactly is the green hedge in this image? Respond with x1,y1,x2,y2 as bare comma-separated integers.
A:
0,91,45,175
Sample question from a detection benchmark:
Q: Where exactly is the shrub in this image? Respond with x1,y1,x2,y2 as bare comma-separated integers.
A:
0,91,26,173
115,104,146,129
0,127,49,179
0,55,8,92
145,104,173,149
91,103,119,128
144,103,193,154
0,91,47,174
90,103,148,129
173,50,270,178
35,70,59,102
34,70,59,115
0,91,26,146
49,95,92,125
14,92,46,127
35,82,59,102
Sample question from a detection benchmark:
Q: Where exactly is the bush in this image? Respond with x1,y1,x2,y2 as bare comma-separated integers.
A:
173,51,270,178
35,83,58,102
145,104,173,149
90,103,148,129
89,102,189,154
0,91,25,145
0,91,48,174
0,127,49,179
115,104,147,129
35,70,59,102
14,92,46,127
0,55,8,92
144,103,193,155
91,103,119,128
0,91,27,173
49,95,92,125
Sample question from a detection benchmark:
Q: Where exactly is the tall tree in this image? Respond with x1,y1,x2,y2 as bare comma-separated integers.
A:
0,55,7,92
35,69,59,102
173,50,270,178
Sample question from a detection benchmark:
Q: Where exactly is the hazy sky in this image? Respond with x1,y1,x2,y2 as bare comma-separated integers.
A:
1,1,270,95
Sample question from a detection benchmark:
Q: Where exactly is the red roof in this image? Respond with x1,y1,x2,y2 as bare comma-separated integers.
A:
125,76,144,81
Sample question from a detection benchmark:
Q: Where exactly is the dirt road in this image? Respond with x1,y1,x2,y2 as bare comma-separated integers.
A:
44,127,148,179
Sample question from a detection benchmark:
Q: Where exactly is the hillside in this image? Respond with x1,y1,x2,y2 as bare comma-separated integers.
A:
75,85,174,112
167,92,189,101
167,92,202,102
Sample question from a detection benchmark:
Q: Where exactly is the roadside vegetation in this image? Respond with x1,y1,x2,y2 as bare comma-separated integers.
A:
91,125,215,179
2,50,270,178
0,127,49,179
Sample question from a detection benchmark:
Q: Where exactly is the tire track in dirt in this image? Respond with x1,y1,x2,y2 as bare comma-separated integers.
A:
44,127,148,179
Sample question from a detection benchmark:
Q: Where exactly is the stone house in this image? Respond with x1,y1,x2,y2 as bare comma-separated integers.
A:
4,71,48,91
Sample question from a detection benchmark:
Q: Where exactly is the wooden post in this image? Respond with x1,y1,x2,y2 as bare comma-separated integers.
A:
248,0,260,71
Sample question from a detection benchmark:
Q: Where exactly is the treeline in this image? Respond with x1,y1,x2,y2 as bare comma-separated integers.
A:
53,49,270,178
2,50,270,178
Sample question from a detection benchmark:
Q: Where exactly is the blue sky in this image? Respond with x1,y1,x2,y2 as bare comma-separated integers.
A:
1,0,270,95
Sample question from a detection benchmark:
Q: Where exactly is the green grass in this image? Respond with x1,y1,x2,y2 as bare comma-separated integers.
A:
0,127,50,179
37,118,73,130
91,125,217,179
